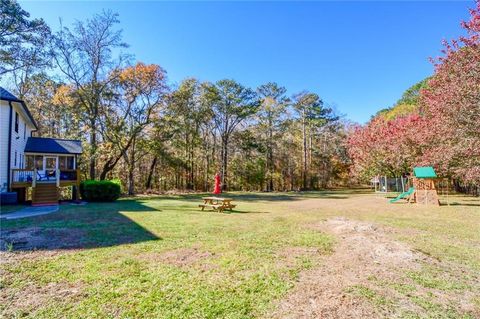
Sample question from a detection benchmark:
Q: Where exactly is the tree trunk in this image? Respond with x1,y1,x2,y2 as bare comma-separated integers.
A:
128,163,135,195
204,152,210,192
190,158,193,190
302,114,307,190
145,156,157,189
185,133,193,190
308,132,313,189
267,150,273,191
89,123,96,180
267,121,274,192
126,136,136,195
221,136,228,191
99,157,118,180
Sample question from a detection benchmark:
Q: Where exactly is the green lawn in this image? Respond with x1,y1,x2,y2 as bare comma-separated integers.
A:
1,190,479,318
0,204,25,215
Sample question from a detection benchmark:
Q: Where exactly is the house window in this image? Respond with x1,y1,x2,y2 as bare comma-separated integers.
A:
14,151,17,166
14,112,19,133
25,155,34,169
24,123,26,139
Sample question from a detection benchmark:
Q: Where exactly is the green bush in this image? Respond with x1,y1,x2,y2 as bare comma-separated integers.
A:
80,180,121,202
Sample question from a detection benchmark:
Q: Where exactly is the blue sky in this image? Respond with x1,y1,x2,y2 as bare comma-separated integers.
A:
20,1,472,123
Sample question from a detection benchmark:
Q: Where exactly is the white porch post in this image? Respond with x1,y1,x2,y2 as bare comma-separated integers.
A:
33,168,37,188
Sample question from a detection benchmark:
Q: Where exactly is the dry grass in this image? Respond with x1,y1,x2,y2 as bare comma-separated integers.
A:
0,190,479,318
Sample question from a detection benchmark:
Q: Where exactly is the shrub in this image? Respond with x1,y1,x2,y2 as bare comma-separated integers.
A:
80,180,121,202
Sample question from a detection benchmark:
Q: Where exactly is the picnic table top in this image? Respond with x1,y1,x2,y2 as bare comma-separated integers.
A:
202,197,233,201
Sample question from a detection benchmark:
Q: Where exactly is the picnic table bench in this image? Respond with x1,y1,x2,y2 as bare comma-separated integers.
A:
199,197,236,212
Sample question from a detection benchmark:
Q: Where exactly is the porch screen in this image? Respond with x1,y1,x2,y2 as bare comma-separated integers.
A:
59,156,75,170
25,155,35,169
34,156,43,170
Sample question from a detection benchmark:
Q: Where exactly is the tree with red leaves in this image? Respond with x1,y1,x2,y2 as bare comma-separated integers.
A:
347,114,426,180
348,1,480,192
419,0,480,185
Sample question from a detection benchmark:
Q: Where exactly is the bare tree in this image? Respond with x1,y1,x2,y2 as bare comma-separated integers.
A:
52,10,129,179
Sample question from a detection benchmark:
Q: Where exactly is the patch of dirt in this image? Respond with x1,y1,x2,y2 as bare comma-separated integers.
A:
0,227,86,251
0,251,72,267
314,219,426,267
0,281,84,317
141,247,215,268
271,217,476,318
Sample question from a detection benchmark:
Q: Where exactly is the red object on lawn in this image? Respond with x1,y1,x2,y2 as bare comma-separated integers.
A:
213,173,221,194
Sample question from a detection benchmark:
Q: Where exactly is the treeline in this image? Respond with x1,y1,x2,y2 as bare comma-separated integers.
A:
0,2,350,194
3,0,478,196
347,1,480,195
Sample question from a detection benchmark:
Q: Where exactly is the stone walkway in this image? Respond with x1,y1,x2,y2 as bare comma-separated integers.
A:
0,205,59,220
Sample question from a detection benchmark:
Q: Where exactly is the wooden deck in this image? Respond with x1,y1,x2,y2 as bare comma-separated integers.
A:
10,168,81,203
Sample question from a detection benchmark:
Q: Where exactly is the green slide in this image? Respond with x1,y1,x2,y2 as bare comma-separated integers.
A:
389,187,415,203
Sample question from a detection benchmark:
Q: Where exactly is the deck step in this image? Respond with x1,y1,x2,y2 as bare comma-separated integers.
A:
33,184,59,205
34,195,58,199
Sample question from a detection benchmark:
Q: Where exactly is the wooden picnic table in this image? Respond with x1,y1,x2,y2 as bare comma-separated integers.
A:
199,197,236,212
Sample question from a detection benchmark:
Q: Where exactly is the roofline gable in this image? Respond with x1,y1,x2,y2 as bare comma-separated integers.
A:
1,87,39,130
16,100,39,130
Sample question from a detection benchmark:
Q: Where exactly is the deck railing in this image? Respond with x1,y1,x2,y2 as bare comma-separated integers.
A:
11,168,80,188
11,169,35,185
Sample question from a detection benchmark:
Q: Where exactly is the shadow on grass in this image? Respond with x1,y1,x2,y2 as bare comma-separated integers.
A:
226,210,271,214
142,188,371,203
209,209,271,214
0,199,160,251
448,202,480,207
0,204,26,215
389,201,480,207
229,192,351,201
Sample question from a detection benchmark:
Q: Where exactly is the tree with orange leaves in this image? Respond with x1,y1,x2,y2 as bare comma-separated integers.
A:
98,62,168,194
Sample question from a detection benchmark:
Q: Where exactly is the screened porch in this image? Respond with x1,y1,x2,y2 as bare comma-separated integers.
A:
11,154,79,188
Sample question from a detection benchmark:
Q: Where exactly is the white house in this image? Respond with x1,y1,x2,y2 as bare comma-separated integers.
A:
1,87,82,205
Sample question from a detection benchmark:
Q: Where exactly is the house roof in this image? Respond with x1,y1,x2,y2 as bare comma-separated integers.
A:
0,87,22,102
25,137,83,154
413,166,437,179
0,86,38,130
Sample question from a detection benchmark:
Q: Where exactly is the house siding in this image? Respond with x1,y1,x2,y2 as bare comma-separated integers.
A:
0,100,36,190
0,100,10,189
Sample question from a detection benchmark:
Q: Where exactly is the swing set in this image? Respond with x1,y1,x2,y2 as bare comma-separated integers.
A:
387,166,450,206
